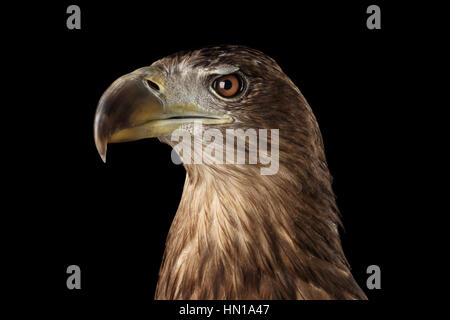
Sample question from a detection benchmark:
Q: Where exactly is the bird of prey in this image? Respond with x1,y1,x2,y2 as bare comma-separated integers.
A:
94,45,367,300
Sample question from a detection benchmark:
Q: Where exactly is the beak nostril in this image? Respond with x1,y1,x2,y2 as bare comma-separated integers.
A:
146,79,160,91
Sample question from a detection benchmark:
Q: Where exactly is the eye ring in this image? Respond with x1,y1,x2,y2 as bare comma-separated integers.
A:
211,73,244,99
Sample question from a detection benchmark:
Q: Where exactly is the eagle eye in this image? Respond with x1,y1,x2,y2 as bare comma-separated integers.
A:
212,74,243,98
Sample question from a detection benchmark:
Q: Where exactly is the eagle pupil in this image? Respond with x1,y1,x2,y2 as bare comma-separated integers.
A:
213,74,242,98
220,80,233,90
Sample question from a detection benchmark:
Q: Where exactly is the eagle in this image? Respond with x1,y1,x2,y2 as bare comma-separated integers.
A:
93,45,367,300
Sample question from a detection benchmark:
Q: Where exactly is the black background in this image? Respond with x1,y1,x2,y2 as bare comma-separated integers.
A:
5,0,409,317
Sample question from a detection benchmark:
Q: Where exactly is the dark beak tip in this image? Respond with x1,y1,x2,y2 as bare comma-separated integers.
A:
94,131,107,161
94,139,108,163
94,110,110,163
94,127,108,164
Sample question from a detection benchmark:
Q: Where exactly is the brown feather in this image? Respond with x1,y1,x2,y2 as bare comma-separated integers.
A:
153,45,367,300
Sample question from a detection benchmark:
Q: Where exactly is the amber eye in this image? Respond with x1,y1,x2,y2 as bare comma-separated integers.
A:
212,74,242,98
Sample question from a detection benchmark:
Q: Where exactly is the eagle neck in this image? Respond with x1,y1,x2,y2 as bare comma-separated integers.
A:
154,161,362,299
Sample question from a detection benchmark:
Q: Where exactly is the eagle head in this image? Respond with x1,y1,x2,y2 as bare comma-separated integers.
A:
95,46,314,166
93,45,367,300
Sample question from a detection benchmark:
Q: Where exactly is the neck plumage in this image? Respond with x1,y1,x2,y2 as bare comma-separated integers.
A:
155,158,367,299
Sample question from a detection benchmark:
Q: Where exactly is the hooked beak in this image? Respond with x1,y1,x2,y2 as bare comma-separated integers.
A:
93,67,233,162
